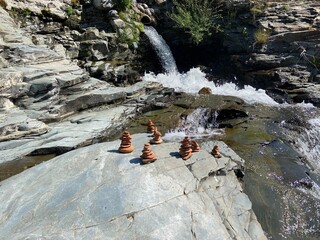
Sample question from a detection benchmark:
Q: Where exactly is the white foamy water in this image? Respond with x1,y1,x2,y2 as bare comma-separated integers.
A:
295,117,320,174
162,108,224,142
143,68,279,105
144,26,178,73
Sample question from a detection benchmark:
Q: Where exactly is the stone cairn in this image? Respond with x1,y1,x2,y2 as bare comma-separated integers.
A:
147,119,156,133
152,126,158,137
141,143,157,164
211,144,221,158
150,129,163,144
191,140,200,152
179,136,192,160
118,131,134,153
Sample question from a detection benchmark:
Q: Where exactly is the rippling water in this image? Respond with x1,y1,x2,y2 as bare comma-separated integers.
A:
144,26,320,239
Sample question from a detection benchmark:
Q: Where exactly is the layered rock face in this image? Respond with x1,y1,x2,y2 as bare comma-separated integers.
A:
0,4,172,164
0,133,267,240
226,0,320,106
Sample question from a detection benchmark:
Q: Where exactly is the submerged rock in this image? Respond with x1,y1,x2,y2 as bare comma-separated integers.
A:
0,133,267,240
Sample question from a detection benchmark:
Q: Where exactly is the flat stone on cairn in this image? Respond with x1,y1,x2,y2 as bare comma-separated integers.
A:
150,129,163,144
179,136,192,160
140,143,157,164
147,119,155,133
152,126,158,137
211,144,221,158
118,131,134,153
191,140,200,152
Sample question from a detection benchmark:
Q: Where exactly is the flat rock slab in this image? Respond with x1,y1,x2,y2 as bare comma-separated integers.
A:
0,105,135,164
0,133,267,240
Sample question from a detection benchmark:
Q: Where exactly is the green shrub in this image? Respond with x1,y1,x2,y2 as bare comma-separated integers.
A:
115,0,132,11
250,0,266,20
310,56,320,69
65,6,74,16
116,10,144,48
254,28,270,44
169,0,222,45
21,8,31,17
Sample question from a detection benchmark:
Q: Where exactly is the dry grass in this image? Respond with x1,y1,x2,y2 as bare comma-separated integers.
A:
254,28,270,44
0,0,7,9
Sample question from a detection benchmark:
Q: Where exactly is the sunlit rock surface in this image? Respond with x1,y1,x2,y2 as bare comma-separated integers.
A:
0,133,266,240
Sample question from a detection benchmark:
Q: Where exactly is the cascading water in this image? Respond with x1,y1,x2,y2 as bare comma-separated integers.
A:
143,26,178,73
144,26,320,239
162,108,224,142
143,27,277,106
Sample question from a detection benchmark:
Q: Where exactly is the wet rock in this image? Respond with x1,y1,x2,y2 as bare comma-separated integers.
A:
217,109,249,121
224,1,320,105
198,87,212,95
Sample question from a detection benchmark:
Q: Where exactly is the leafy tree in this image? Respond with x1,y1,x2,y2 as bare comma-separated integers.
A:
116,0,132,11
169,0,222,44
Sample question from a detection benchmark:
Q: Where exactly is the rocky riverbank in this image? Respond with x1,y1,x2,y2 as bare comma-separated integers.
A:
1,0,320,239
0,133,267,240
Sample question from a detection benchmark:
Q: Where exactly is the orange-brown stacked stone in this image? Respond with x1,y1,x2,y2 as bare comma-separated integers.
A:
152,126,158,137
179,136,192,160
147,119,155,133
211,144,221,158
150,129,163,144
191,140,200,152
118,131,134,153
141,143,157,164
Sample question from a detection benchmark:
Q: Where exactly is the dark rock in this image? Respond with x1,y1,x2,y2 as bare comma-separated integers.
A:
198,87,212,95
216,109,248,121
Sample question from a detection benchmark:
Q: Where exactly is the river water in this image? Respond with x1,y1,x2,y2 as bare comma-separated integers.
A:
144,26,320,239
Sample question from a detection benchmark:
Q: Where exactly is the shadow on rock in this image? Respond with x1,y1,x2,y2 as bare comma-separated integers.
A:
107,149,119,153
169,152,180,159
130,158,142,165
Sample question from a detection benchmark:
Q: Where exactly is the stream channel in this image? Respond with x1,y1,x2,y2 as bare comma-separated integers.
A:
0,26,319,240
139,26,320,239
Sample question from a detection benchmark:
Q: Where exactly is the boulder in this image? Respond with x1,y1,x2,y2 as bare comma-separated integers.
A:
0,133,267,240
91,0,115,11
4,0,72,20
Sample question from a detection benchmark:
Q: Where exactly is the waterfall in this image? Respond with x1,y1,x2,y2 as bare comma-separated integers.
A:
142,28,278,105
162,108,223,142
295,117,320,174
144,26,178,73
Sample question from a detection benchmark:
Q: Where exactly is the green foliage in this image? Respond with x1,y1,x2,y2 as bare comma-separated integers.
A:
250,0,266,20
117,10,144,48
115,0,132,11
65,6,74,16
310,56,320,69
169,0,222,45
224,9,237,29
254,28,270,44
21,8,31,17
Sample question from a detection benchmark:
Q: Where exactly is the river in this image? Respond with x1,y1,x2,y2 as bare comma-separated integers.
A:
143,26,320,239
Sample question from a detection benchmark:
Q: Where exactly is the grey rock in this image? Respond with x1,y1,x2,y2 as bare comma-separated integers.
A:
81,28,102,41
0,97,14,110
79,40,110,61
107,9,119,19
111,18,126,29
0,6,32,44
0,133,267,240
4,0,71,20
92,0,115,11
0,69,23,89
0,56,9,68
